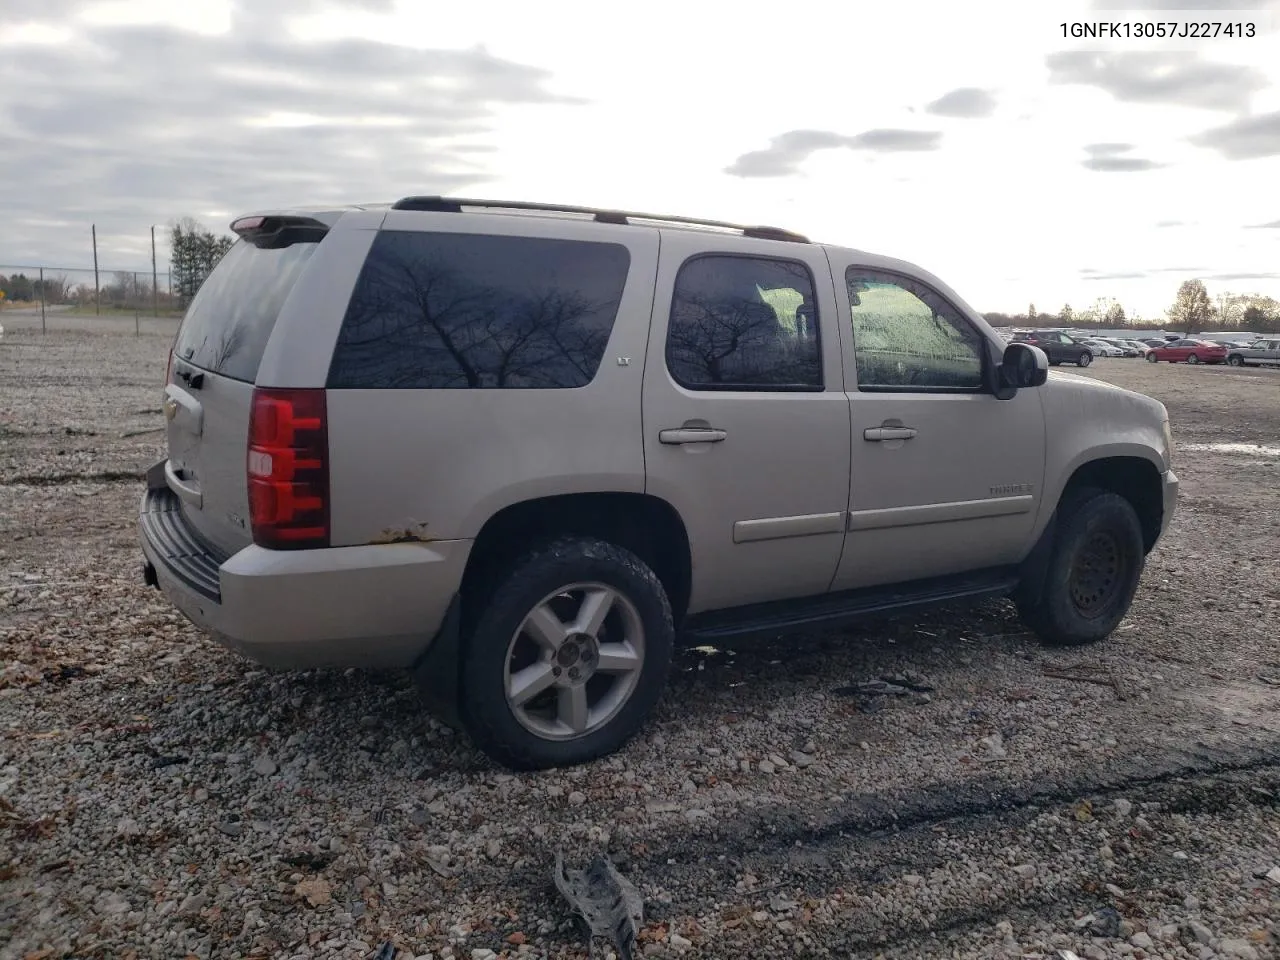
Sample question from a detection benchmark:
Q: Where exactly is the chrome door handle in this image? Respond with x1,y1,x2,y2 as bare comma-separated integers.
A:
659,427,728,444
864,426,917,441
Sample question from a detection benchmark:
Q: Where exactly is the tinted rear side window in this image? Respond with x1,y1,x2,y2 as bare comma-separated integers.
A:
172,239,319,383
327,231,631,389
665,254,822,391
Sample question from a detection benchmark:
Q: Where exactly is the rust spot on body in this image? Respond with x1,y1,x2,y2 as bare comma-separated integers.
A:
368,522,436,545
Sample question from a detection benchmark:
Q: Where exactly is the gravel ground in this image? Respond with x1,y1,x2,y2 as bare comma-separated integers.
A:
2,327,1278,960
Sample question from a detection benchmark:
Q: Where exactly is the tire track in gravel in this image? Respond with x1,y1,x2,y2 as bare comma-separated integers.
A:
444,743,1280,955
704,764,1280,957
683,740,1280,866
764,764,1279,956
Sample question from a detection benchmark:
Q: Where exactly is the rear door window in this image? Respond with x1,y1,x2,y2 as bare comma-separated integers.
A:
172,239,319,383
664,254,822,391
327,230,631,389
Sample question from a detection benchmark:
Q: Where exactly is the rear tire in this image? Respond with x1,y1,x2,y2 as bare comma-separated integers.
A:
1077,352,1092,367
1227,354,1243,367
1016,488,1145,647
459,536,674,770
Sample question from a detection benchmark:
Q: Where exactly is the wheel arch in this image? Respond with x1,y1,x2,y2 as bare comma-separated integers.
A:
1018,453,1165,607
459,492,693,633
1060,455,1164,552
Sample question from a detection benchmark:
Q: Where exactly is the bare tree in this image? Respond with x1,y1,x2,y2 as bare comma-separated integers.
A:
1168,280,1212,336
35,273,71,303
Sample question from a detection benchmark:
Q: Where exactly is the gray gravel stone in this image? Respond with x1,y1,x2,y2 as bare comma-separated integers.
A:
1189,920,1215,944
1219,941,1259,959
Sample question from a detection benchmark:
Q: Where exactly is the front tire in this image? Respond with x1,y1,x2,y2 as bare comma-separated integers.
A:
1187,353,1200,364
1077,352,1092,367
1016,488,1145,647
460,537,674,770
1146,352,1158,363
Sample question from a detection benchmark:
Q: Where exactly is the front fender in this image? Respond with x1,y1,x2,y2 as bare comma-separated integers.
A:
1032,374,1168,539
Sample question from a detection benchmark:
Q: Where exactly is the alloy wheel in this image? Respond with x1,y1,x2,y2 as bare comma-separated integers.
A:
503,583,645,741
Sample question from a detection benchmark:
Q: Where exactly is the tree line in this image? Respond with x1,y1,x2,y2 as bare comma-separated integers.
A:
984,281,1280,334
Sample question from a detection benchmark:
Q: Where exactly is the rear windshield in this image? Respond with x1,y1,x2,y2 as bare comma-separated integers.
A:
172,238,319,383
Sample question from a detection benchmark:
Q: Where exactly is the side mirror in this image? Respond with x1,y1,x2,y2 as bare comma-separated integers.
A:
995,342,1048,399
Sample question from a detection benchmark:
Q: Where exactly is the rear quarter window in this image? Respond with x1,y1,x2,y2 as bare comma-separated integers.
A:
327,230,631,389
172,239,319,383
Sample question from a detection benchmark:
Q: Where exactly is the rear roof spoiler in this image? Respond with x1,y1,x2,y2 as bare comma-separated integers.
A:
230,215,330,249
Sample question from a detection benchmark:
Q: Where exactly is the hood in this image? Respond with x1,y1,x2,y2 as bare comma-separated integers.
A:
1046,370,1169,423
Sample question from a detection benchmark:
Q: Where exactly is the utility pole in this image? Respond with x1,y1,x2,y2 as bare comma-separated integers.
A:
39,266,46,334
91,223,101,316
151,225,160,317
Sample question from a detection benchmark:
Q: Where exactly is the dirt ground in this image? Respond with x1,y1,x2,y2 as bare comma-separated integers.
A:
1,324,1277,960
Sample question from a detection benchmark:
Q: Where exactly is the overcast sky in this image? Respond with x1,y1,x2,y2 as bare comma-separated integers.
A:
2,0,1279,318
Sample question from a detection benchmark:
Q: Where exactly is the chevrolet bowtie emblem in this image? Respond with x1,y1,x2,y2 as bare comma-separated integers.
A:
163,398,178,421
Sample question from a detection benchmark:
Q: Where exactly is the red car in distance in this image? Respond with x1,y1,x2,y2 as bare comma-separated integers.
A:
1145,338,1228,365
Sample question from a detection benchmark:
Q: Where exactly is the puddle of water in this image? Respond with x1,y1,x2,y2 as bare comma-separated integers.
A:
1180,442,1280,458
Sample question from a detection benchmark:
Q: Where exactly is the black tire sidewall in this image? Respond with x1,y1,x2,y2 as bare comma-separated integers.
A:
1078,353,1091,367
459,538,674,770
1147,354,1158,363
1188,354,1200,364
1023,491,1145,646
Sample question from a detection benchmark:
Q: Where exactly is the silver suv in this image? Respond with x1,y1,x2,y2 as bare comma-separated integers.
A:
1225,337,1280,367
140,197,1179,770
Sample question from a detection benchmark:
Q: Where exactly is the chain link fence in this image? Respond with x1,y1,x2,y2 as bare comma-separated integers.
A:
0,265,184,335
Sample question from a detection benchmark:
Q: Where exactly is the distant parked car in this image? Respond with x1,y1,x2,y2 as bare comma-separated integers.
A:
1146,338,1228,365
1117,339,1151,357
1011,330,1093,366
1097,338,1140,358
1225,337,1280,368
1082,338,1123,357
1141,338,1167,348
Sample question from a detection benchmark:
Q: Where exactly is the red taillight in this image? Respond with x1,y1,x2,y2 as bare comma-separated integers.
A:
247,388,329,550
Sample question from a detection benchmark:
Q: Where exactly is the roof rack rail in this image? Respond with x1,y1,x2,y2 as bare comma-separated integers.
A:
388,196,809,243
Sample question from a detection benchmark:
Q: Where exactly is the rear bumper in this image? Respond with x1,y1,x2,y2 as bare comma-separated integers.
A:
139,484,471,670
1160,468,1179,539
